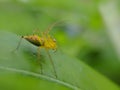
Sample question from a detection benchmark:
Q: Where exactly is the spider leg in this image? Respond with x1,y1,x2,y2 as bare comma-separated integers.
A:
32,28,41,35
37,47,43,74
45,20,64,35
12,36,23,53
45,49,57,78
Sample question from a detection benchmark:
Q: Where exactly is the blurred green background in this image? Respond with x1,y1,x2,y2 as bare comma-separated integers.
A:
0,0,120,88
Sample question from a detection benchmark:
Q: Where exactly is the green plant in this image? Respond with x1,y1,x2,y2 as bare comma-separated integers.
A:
0,31,119,90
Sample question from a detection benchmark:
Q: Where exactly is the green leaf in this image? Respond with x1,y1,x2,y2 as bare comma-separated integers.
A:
0,31,119,90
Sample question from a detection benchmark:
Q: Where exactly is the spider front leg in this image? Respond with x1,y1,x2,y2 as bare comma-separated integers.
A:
37,47,43,74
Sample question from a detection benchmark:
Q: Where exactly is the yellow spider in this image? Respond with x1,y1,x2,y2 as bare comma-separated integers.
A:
15,22,60,78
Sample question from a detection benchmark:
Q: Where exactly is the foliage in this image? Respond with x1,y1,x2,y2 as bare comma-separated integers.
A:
0,0,120,89
0,31,119,90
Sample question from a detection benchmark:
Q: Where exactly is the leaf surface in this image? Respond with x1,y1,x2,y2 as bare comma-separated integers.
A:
0,31,119,90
